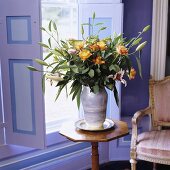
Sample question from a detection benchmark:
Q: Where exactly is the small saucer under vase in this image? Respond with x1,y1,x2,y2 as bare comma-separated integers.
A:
81,86,108,130
75,119,115,131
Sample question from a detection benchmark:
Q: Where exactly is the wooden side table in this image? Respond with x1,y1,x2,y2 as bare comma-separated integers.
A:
59,120,129,170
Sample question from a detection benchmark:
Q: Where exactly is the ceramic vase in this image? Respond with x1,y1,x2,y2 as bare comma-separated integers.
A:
81,86,108,130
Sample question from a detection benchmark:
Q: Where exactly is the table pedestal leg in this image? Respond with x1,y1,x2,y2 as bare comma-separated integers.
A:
91,142,99,170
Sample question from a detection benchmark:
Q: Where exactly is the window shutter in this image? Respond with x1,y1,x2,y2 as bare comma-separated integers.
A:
0,63,5,145
0,0,46,149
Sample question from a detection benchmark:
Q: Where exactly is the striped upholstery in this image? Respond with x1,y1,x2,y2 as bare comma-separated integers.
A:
153,81,170,122
137,130,170,159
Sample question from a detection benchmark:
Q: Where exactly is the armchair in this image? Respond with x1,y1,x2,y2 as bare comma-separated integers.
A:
130,76,170,170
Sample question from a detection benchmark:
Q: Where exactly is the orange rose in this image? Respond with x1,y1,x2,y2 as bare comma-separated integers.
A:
97,41,107,51
74,41,84,50
116,45,128,55
89,44,100,51
79,49,92,61
129,68,136,80
93,56,105,65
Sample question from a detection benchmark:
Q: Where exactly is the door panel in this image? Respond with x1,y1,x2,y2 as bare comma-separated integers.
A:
0,0,46,149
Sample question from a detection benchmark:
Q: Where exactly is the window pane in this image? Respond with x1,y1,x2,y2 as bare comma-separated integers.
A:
41,2,79,133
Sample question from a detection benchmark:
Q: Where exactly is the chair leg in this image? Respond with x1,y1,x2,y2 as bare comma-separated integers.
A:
153,163,157,170
130,159,137,170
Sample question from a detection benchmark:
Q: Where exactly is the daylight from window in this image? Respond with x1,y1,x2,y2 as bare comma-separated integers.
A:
41,1,79,133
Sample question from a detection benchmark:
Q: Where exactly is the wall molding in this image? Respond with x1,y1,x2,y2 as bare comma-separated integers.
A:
150,0,169,80
0,142,91,170
78,0,122,4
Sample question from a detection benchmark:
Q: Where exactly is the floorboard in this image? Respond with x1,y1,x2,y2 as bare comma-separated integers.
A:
87,161,170,170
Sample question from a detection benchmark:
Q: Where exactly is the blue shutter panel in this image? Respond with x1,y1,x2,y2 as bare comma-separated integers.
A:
0,0,46,149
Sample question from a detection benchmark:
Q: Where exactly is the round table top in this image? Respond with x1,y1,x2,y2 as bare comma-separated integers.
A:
59,119,129,142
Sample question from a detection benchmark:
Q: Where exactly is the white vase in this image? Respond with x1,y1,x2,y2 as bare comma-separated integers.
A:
81,86,108,130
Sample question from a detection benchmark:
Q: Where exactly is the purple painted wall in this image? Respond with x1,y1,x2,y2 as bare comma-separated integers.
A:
121,0,153,116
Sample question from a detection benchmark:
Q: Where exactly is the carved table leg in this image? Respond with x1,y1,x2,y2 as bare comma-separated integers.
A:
91,142,99,170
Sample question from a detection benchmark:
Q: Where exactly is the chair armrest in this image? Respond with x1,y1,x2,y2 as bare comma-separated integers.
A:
131,107,152,150
132,107,152,124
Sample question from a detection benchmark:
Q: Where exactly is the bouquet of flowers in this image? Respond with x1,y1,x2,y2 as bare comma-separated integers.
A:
28,13,150,108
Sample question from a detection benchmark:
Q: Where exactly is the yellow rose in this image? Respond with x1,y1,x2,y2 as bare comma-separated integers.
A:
97,41,107,51
116,45,128,55
93,56,105,65
129,68,136,80
79,49,92,61
74,41,84,50
89,44,100,51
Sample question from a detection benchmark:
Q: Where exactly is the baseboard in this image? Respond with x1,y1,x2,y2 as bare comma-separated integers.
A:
22,147,92,170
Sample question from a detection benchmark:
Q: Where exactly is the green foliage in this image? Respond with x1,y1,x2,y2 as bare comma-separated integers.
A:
27,15,150,108
27,66,38,71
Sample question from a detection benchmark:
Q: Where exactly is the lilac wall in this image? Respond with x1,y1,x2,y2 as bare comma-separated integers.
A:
121,0,153,116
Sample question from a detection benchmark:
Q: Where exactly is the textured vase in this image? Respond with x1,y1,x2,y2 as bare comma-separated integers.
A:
81,86,108,130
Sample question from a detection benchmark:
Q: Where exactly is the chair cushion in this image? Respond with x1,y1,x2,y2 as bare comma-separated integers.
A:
153,82,170,122
137,130,170,159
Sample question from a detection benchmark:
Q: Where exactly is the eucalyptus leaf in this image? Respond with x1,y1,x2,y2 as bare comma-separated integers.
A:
106,84,113,90
105,52,113,58
53,49,64,56
55,84,66,101
93,12,95,19
76,85,82,109
35,58,49,66
38,42,49,49
42,74,46,94
51,60,66,73
48,38,51,48
113,87,119,106
48,20,52,32
88,69,94,78
72,84,81,101
44,52,53,61
40,27,46,31
82,68,89,74
93,85,99,94
109,65,120,72
70,80,80,95
53,21,57,30
100,27,107,31
81,25,84,35
95,23,104,26
136,52,143,78
27,66,38,71
71,67,79,73
82,23,92,26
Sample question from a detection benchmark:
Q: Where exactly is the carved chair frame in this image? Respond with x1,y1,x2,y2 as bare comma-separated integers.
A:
130,76,170,170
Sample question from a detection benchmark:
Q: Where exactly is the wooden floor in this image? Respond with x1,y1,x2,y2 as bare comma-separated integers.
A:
88,161,170,170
